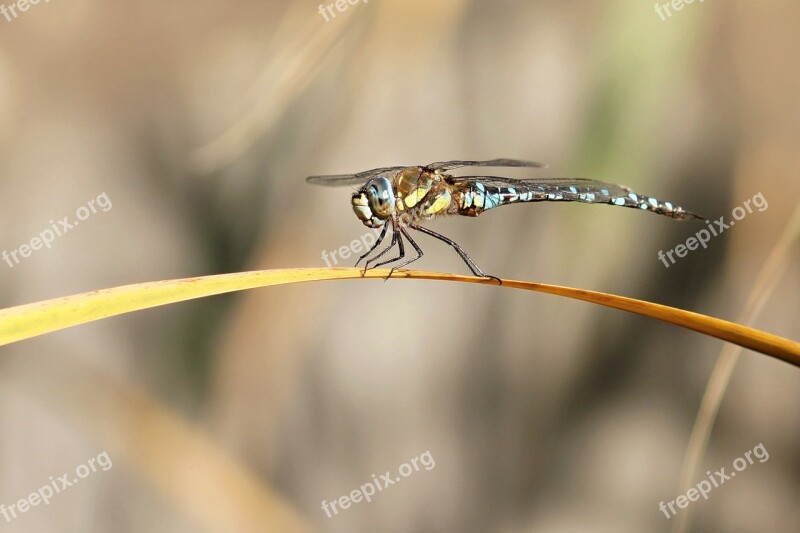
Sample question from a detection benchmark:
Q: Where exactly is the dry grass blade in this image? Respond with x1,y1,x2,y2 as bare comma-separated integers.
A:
672,204,800,533
0,268,798,365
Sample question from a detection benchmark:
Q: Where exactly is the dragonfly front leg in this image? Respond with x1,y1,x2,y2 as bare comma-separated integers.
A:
355,221,389,268
363,222,399,273
369,221,409,280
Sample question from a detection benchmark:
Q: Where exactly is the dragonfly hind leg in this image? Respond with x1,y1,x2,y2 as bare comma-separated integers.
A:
409,223,502,285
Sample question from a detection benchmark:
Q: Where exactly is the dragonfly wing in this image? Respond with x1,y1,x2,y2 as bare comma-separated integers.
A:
306,174,371,186
427,159,546,171
306,166,406,186
307,160,545,184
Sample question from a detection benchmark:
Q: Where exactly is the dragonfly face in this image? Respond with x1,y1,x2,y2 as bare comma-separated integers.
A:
351,176,396,228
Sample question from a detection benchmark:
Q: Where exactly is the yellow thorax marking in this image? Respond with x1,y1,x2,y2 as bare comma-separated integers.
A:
396,167,432,209
425,189,452,215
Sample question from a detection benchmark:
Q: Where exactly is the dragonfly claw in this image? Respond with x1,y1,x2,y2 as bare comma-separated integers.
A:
484,274,503,286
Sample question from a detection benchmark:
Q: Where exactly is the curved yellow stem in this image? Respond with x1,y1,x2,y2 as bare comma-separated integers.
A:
0,268,798,366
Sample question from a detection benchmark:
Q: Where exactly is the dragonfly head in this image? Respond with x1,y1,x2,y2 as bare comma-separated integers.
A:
352,176,396,228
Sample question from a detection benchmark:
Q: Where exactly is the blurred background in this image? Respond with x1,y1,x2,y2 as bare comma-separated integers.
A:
0,0,798,531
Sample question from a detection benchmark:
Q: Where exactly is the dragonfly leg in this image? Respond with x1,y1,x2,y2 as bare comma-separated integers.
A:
363,222,399,273
409,223,502,285
355,221,389,268
385,226,424,278
370,225,407,281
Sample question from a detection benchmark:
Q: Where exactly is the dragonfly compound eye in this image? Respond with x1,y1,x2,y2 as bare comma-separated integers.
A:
366,177,396,218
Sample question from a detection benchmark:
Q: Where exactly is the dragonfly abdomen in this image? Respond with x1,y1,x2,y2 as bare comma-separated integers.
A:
596,190,702,220
455,181,703,220
455,182,571,216
454,183,530,216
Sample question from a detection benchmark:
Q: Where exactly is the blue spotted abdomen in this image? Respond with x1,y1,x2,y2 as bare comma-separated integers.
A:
454,179,703,220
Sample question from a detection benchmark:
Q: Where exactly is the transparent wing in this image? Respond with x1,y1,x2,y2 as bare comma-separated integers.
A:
427,158,546,171
306,159,546,185
306,166,406,186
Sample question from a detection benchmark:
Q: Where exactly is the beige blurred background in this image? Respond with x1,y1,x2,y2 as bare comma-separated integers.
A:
0,1,798,532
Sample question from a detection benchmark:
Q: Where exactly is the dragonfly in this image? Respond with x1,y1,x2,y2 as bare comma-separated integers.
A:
306,159,705,279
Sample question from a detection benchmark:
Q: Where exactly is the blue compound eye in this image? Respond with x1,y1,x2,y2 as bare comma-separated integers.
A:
366,177,396,218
